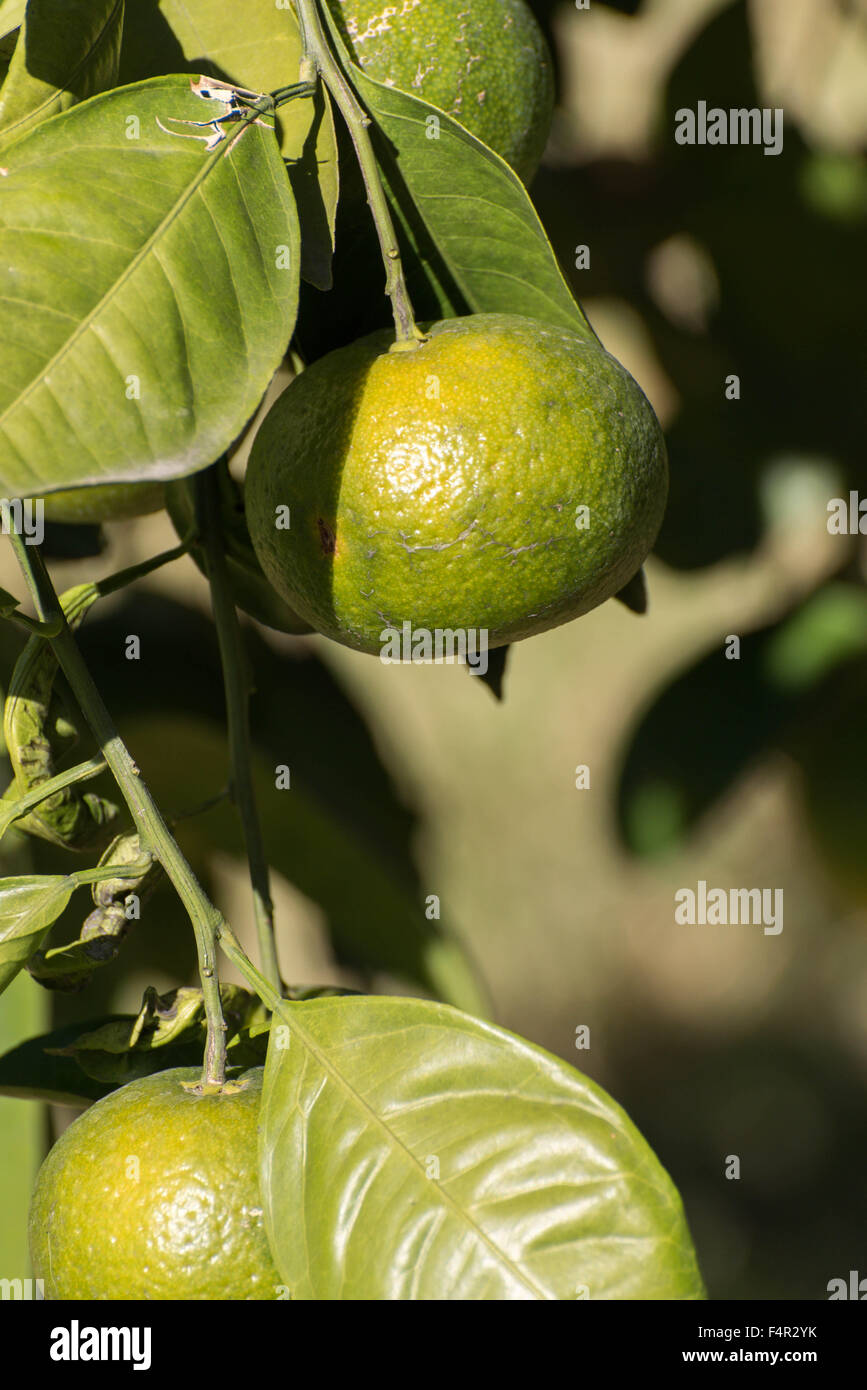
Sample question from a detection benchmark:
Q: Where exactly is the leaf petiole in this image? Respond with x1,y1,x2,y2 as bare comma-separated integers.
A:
0,756,108,843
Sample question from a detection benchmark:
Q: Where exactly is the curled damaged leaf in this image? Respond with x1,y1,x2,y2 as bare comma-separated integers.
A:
154,76,276,155
27,906,129,992
0,986,365,1101
26,834,160,991
2,583,118,849
49,983,260,1081
90,831,162,910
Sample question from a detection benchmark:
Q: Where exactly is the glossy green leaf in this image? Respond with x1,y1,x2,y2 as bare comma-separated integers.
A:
260,995,705,1300
324,12,592,337
0,0,123,151
0,873,75,994
0,75,298,497
118,0,338,287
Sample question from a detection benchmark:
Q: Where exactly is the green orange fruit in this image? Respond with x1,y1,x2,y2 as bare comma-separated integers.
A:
29,1066,282,1300
246,313,668,654
326,0,555,183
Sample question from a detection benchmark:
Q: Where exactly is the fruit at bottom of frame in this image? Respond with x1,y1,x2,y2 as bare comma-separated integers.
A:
246,312,668,655
29,1066,282,1300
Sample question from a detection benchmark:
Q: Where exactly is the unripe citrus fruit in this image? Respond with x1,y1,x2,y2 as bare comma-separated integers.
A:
326,0,555,183
29,1066,281,1300
36,481,165,525
246,314,668,654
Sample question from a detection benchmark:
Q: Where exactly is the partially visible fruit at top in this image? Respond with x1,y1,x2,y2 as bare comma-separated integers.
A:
325,0,555,183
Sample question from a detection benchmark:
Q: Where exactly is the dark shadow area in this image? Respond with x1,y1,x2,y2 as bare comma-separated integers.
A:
296,117,471,362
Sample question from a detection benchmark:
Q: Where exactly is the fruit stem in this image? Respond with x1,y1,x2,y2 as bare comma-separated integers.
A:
7,534,228,1090
294,0,423,345
194,466,283,999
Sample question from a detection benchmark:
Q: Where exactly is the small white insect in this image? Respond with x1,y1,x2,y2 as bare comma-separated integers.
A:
155,76,273,153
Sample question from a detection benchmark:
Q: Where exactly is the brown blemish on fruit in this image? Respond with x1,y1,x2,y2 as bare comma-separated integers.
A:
317,518,336,555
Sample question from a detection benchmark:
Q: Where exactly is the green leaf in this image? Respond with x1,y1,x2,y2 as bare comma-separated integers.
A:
260,995,705,1300
0,0,26,43
0,75,298,497
324,13,592,337
0,873,76,994
0,972,47,1275
0,1016,159,1103
288,82,338,291
0,31,17,83
0,583,19,615
0,0,123,151
118,0,338,288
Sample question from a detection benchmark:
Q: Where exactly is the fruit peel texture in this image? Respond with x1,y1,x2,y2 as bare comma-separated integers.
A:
326,0,555,183
29,1066,281,1301
247,314,669,654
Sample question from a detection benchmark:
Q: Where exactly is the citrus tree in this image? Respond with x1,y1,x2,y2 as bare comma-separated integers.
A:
0,0,703,1300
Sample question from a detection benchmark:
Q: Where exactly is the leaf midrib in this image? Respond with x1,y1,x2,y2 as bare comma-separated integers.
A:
272,1001,551,1300
0,83,261,433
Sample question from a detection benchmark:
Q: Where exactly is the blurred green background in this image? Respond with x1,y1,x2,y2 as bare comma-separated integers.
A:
2,0,866,1300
